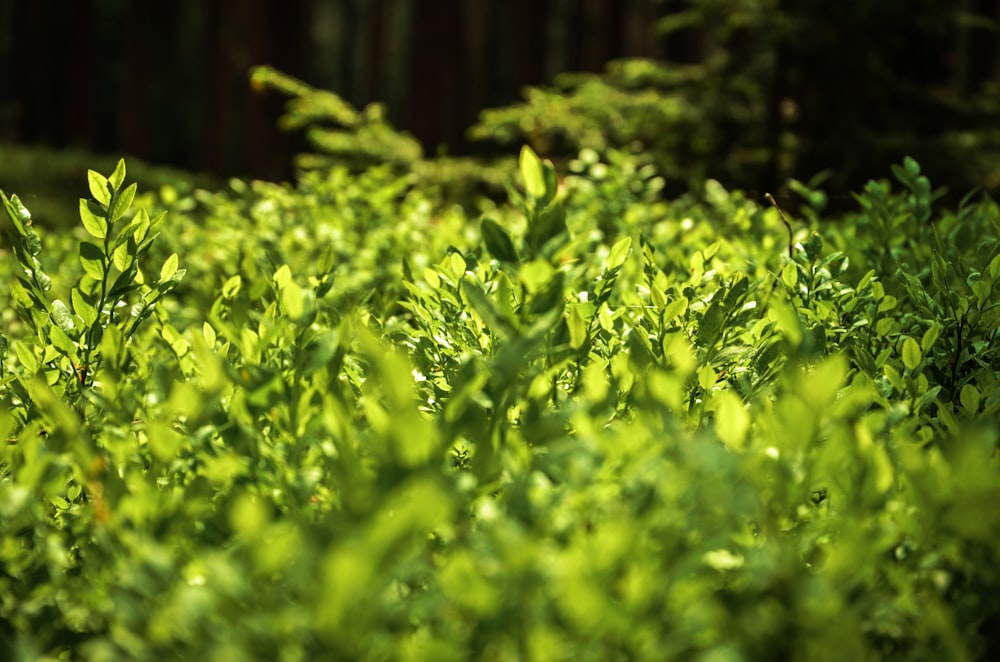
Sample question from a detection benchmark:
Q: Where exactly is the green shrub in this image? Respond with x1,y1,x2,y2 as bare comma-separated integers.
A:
469,57,768,195
1,148,998,660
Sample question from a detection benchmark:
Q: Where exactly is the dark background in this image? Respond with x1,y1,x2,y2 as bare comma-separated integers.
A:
1,0,999,195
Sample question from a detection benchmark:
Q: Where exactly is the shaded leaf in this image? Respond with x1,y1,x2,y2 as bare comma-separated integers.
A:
481,217,519,264
79,242,106,280
79,198,108,239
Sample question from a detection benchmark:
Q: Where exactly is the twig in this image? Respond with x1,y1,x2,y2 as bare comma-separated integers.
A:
765,193,794,259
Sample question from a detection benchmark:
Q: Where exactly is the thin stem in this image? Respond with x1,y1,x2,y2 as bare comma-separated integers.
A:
765,192,794,259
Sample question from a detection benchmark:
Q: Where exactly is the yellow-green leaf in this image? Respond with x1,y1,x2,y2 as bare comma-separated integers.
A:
72,289,98,327
159,253,179,283
108,158,127,190
222,275,242,299
273,264,293,289
960,384,981,414
203,322,217,346
901,336,922,371
14,341,39,374
280,279,305,320
662,296,688,324
566,305,588,349
921,322,941,353
606,236,632,271
698,364,716,391
110,182,137,223
519,145,546,199
87,170,111,206
781,262,798,288
714,390,750,450
48,325,78,357
79,199,107,238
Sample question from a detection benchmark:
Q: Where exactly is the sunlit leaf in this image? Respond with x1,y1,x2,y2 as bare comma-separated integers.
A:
159,252,179,283
87,169,111,205
519,145,546,199
79,198,108,238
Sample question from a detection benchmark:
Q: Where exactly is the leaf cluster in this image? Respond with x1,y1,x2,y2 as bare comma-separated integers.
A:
1,149,999,661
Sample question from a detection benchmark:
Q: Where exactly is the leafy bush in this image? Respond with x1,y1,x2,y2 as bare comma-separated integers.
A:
249,66,511,209
470,1,1000,197
1,147,999,660
469,57,768,195
0,143,213,233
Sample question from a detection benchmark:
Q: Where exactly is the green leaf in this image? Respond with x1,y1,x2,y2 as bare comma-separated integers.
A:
10,277,39,310
3,192,31,235
920,322,941,353
606,236,632,271
883,364,905,393
48,325,78,357
108,158,127,190
724,275,749,311
99,322,124,368
318,243,336,274
960,384,981,414
714,390,749,450
698,364,716,391
112,238,137,272
461,277,517,340
519,259,554,294
202,321,217,346
72,289,98,327
88,170,111,206
481,217,519,264
273,263,293,289
543,160,559,202
159,253,179,283
132,207,152,243
566,305,588,349
988,253,1000,280
110,182,137,223
770,300,803,348
527,271,565,317
659,297,685,326
24,226,42,257
801,354,847,407
804,232,823,262
14,341,39,374
107,264,139,301
222,275,242,299
781,263,798,289
79,242,106,280
528,202,567,258
696,297,725,348
51,299,75,333
279,279,308,321
79,198,108,238
901,336,922,371
519,145,546,199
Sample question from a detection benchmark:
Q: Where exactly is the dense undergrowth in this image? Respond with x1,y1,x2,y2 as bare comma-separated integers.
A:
1,143,999,660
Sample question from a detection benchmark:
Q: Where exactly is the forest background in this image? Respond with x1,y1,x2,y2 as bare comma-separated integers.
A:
1,0,999,204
